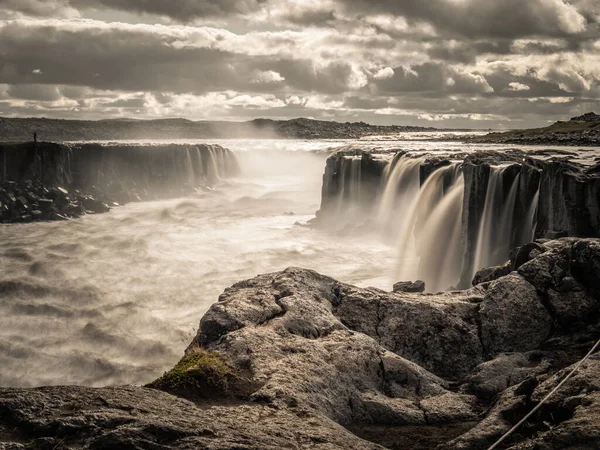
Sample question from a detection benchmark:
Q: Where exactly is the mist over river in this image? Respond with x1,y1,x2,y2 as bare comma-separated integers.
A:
0,139,399,387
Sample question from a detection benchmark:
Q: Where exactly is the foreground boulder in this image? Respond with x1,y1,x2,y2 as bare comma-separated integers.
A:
0,386,380,450
1,238,599,449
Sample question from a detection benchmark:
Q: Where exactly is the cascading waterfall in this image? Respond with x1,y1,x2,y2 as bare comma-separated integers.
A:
392,163,464,292
524,187,540,244
332,155,364,221
472,166,521,276
376,155,423,239
324,152,544,292
184,147,196,187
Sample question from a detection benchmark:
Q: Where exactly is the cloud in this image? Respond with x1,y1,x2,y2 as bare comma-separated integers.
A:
251,70,285,84
374,63,494,95
0,0,268,20
374,67,394,80
0,0,598,128
508,82,530,91
338,0,589,38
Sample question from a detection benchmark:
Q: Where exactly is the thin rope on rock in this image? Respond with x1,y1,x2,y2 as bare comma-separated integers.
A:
487,337,600,450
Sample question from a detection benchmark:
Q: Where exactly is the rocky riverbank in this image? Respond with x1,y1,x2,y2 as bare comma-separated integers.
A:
1,237,599,449
0,180,110,223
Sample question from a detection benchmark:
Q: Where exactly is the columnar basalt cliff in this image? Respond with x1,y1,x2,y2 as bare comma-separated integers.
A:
0,142,239,222
316,147,600,290
1,238,599,449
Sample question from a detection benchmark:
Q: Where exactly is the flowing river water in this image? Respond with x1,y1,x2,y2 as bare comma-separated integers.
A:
2,136,599,388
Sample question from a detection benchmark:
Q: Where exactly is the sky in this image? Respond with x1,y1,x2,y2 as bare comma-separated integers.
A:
0,0,599,129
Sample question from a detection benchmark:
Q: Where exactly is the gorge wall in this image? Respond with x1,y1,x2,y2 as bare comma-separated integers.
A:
0,142,239,193
316,147,600,291
0,142,239,222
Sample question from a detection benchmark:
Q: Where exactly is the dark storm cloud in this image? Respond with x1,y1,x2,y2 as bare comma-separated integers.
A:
373,63,493,95
338,0,589,38
75,0,268,20
6,84,62,101
0,0,268,20
0,20,369,97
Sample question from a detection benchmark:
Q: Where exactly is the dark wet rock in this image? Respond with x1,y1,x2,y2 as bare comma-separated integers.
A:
472,261,511,286
392,280,425,293
81,196,110,214
15,196,28,211
510,242,546,271
571,239,600,298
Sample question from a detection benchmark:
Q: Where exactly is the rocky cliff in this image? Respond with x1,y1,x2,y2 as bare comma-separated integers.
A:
0,142,239,223
1,238,599,449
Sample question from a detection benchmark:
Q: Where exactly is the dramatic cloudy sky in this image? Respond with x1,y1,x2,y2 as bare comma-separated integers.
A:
0,0,599,128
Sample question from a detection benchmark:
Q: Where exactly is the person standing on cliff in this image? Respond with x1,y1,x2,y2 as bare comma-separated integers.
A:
34,132,37,143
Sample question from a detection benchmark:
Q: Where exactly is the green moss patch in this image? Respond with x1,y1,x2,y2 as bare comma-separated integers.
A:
148,349,234,399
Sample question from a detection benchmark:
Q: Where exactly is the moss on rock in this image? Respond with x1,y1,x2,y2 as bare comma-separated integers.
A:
148,348,234,398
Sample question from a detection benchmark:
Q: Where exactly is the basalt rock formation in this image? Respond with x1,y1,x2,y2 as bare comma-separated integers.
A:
1,238,599,449
0,142,239,223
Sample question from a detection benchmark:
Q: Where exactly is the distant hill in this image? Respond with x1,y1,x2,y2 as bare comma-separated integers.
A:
0,116,438,142
471,112,600,146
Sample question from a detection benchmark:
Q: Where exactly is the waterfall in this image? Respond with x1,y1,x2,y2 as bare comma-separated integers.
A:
184,147,196,187
472,166,520,275
393,163,464,291
376,156,423,239
318,151,548,292
331,155,365,222
524,187,540,243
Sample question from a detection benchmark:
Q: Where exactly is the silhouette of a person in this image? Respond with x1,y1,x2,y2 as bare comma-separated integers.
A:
34,132,37,143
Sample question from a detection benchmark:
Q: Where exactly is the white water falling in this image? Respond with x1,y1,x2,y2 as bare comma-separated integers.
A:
194,146,204,182
393,163,464,291
184,147,196,187
205,146,220,184
415,174,465,291
524,187,540,243
472,166,520,276
376,156,423,238
333,156,364,221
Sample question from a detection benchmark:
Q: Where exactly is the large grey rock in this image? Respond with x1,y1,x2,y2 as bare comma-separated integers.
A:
195,268,477,426
480,274,553,358
0,386,381,450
